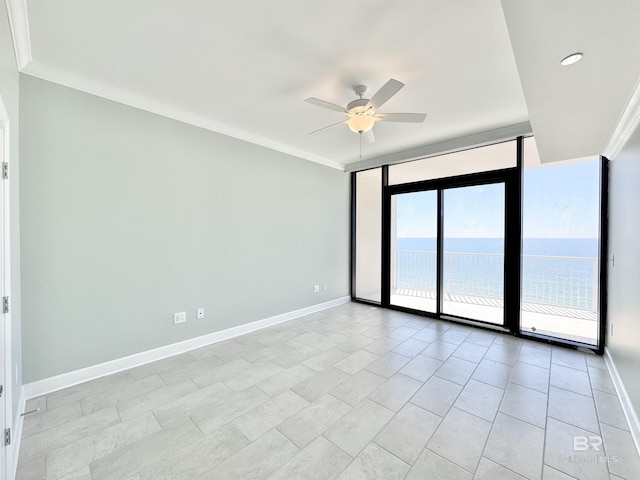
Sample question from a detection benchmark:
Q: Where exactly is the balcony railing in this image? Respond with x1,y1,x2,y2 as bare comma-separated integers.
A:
392,250,599,312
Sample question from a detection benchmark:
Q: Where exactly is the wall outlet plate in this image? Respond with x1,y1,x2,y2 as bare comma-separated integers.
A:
197,308,205,319
313,285,320,293
174,312,186,324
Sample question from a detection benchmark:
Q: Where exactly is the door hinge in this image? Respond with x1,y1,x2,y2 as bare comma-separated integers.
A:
2,296,8,314
2,162,8,180
4,428,10,446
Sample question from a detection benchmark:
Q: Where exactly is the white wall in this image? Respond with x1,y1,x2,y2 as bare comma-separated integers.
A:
608,123,640,424
19,75,350,382
0,0,23,438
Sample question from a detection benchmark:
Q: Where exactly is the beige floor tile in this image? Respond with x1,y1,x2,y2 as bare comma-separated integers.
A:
410,375,462,417
138,423,249,480
426,407,492,472
367,373,423,412
329,369,386,406
46,412,161,479
484,343,521,366
452,341,488,363
334,350,380,375
267,436,352,480
365,351,411,378
116,377,198,421
323,399,395,457
21,406,121,462
484,412,545,480
291,367,350,402
474,457,527,480
336,443,410,480
434,357,477,386
472,358,513,389
588,365,617,394
405,449,472,480
277,394,351,449
601,423,640,479
551,348,587,371
398,354,442,382
22,401,82,439
593,389,629,431
196,429,298,480
189,385,270,434
549,364,591,396
255,364,316,397
15,304,638,480
499,382,548,428
90,419,203,480
544,417,609,480
152,381,232,427
232,398,292,442
374,403,441,465
517,345,551,369
422,340,458,361
302,347,352,372
453,379,504,422
548,386,599,433
511,361,550,393
391,338,430,358
223,360,284,391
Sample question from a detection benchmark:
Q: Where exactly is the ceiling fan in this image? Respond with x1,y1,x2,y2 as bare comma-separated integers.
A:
305,79,427,144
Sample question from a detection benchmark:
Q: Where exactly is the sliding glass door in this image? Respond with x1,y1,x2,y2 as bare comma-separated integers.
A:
442,183,505,324
389,181,507,326
390,190,438,313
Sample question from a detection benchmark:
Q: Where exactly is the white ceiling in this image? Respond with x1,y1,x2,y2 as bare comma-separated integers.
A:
12,0,640,170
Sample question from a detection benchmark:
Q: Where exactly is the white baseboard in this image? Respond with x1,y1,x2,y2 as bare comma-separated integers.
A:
9,387,25,480
23,296,350,400
604,347,640,457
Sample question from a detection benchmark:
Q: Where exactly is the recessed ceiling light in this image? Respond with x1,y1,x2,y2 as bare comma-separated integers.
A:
560,52,583,66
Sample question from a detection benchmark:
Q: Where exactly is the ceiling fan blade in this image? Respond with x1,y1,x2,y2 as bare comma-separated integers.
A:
305,97,349,114
308,120,347,135
375,112,427,123
366,79,405,110
363,130,375,144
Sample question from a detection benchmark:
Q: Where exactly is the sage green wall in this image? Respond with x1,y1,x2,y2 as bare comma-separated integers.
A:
20,75,349,382
608,124,640,425
1,1,23,427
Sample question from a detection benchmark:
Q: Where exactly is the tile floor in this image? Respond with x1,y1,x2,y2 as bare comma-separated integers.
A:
16,302,640,480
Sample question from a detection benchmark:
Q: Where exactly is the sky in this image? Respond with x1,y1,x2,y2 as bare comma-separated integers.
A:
395,160,600,239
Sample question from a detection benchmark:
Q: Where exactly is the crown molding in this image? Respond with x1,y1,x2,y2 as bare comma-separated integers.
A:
5,0,32,69
345,122,532,172
21,63,346,172
603,75,640,161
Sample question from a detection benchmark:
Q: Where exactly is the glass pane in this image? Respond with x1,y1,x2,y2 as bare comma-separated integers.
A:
389,140,516,185
355,168,382,302
522,141,600,345
442,183,505,324
390,191,437,312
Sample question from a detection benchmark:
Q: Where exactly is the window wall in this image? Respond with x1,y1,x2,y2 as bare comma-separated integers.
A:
352,137,606,351
353,168,382,302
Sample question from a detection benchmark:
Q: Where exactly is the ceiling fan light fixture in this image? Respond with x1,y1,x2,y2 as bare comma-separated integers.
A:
348,115,375,133
560,52,583,66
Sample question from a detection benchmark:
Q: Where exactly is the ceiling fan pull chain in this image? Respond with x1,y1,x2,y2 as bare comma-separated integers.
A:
359,132,362,158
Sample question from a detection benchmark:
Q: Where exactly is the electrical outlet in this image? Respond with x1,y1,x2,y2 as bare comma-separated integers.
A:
322,283,327,291
173,312,186,324
610,323,614,337
197,308,205,319
313,285,320,293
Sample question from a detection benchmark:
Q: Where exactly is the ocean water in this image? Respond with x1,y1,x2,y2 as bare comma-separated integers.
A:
397,237,598,257
394,237,599,310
